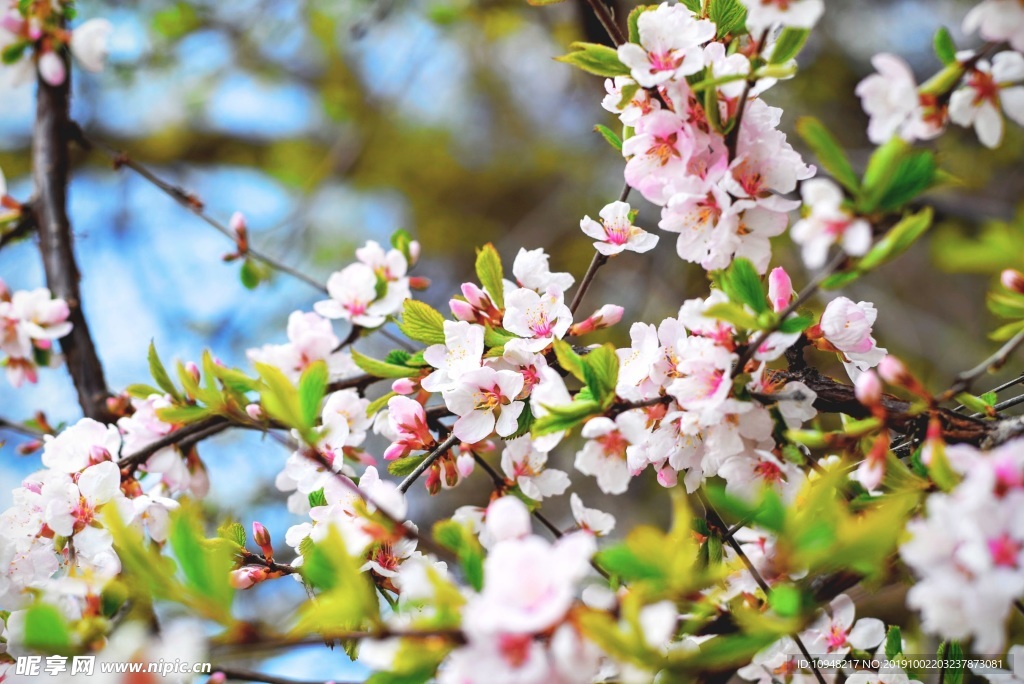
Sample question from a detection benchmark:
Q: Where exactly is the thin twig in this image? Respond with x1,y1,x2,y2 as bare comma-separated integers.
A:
582,0,627,45
69,125,326,293
212,667,349,684
398,434,459,493
0,417,45,438
947,328,1024,398
724,30,769,160
953,372,1024,412
569,183,630,316
734,250,847,372
699,490,827,684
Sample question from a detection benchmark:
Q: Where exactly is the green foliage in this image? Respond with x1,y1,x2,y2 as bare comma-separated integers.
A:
987,277,1024,341
627,5,656,43
770,28,810,64
594,124,623,152
148,341,182,402
796,117,860,193
391,229,416,264
239,258,271,289
720,258,767,314
933,27,957,65
932,209,1024,275
352,349,422,379
859,138,938,213
533,341,618,435
21,602,72,653
475,243,505,309
822,209,934,290
308,488,327,508
388,454,427,476
167,504,235,621
218,521,247,548
294,527,380,636
885,625,903,659
938,641,965,684
434,519,485,591
398,300,447,345
254,361,317,442
298,360,329,428
555,42,630,78
708,0,747,38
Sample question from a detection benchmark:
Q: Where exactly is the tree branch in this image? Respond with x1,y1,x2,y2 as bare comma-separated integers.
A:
33,48,113,422
397,433,459,493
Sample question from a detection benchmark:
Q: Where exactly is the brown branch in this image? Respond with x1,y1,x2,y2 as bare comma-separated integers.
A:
397,433,459,493
33,47,113,422
582,0,627,46
68,125,326,293
211,667,349,684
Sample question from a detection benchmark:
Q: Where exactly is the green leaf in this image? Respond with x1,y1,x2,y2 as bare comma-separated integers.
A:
255,362,307,434
366,391,398,417
433,520,485,591
796,117,860,193
820,269,862,291
155,404,212,425
240,258,266,289
582,343,619,408
858,207,934,271
390,229,416,263
594,124,623,152
507,402,535,440
484,326,516,349
1,41,28,65
475,243,505,309
148,341,182,402
298,360,328,429
940,641,965,684
532,398,603,436
777,313,814,334
168,504,235,619
22,602,72,653
860,139,938,213
308,488,327,508
703,302,761,330
398,300,447,345
627,5,654,43
991,319,1024,342
768,584,802,617
351,349,421,379
934,27,957,65
955,392,991,415
885,625,903,659
988,291,1024,319
388,454,427,476
770,28,810,64
721,258,767,313
553,340,587,383
555,42,630,78
708,0,748,38
218,521,247,548
125,383,163,399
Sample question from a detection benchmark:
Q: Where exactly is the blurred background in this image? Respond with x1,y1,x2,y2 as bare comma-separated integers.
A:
1,0,1023,679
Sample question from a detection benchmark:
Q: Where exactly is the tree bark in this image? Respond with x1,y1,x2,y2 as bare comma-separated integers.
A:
33,48,113,422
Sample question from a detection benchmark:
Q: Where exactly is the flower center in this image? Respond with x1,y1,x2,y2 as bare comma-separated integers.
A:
988,533,1022,568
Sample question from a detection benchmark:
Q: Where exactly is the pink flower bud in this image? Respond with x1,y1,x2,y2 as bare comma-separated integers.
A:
456,452,475,478
34,339,51,351
854,370,882,407
768,267,793,313
185,361,201,384
449,298,477,322
38,51,66,86
571,304,625,335
253,527,274,562
1002,269,1024,295
443,458,459,488
408,276,431,290
229,212,247,237
391,377,416,395
245,403,265,421
89,445,112,465
229,566,268,589
0,278,9,301
877,355,908,385
209,674,227,684
426,466,442,495
656,466,678,488
408,240,421,264
461,282,489,309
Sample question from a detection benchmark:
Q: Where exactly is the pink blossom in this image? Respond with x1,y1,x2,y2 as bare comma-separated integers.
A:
579,201,658,256
616,3,715,88
445,367,526,443
818,297,887,371
382,395,435,461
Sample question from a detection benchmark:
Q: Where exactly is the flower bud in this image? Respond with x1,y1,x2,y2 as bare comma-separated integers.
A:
38,50,66,87
1002,269,1024,295
252,522,274,560
425,465,442,495
449,298,477,322
0,278,9,301
877,356,908,385
245,403,265,421
185,361,201,384
391,377,416,395
461,282,490,309
456,452,475,478
16,439,43,456
656,466,678,488
89,445,112,465
570,304,624,336
209,674,227,684
229,566,269,589
408,276,431,290
442,457,459,488
854,370,882,408
768,267,794,313
408,240,421,266
229,211,247,238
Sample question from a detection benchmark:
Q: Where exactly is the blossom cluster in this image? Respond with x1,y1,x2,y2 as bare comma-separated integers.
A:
0,280,72,387
0,0,111,87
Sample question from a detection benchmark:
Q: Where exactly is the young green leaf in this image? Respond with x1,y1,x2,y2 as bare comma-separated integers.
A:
721,258,768,314
933,27,957,65
769,28,810,64
796,117,860,193
594,124,623,152
298,360,328,429
397,300,447,345
148,340,182,401
884,625,903,659
308,488,327,508
21,602,72,653
475,243,505,309
555,42,630,78
708,0,748,37
351,349,421,379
